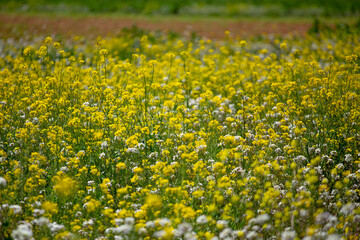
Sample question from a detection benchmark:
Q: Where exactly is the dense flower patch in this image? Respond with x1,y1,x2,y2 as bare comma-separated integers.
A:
0,29,359,239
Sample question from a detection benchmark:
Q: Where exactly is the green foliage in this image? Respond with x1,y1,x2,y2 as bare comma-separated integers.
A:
1,0,360,16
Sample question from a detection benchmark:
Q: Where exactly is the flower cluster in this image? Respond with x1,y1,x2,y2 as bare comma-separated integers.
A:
0,27,359,239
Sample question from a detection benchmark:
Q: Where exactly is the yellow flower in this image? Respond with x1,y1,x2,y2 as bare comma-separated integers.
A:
44,36,52,45
42,201,58,214
181,206,197,219
53,172,77,198
99,48,108,56
145,194,162,209
85,199,101,213
192,190,204,198
23,47,32,56
116,162,126,170
280,42,288,51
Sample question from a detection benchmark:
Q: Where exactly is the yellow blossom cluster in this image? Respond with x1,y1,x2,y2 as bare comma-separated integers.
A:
0,27,360,239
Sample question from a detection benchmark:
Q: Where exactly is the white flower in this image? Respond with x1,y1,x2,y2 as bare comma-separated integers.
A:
87,180,95,186
124,217,135,226
173,229,183,237
281,230,296,240
156,218,171,227
196,145,207,153
340,203,355,216
148,152,158,159
73,211,82,219
12,222,33,240
219,228,232,238
230,167,245,176
196,215,208,224
137,143,145,150
216,220,228,228
10,205,22,215
94,237,107,240
246,231,258,239
59,166,68,172
115,224,133,235
99,152,106,159
115,218,124,226
0,176,7,186
127,148,139,154
345,154,353,162
32,209,45,217
326,234,341,240
176,222,193,234
48,222,65,232
315,212,336,226
184,231,197,240
105,227,116,234
146,220,155,229
32,117,39,124
2,203,9,209
138,227,147,235
253,214,270,225
101,141,108,149
83,219,94,228
153,230,166,238
295,155,307,163
32,217,49,226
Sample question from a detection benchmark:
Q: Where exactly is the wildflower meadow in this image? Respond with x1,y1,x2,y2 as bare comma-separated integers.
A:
0,25,360,240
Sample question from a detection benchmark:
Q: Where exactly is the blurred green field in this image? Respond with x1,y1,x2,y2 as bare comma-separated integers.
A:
1,0,360,17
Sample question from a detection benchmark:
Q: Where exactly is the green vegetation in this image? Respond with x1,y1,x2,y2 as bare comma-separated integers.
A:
1,0,360,17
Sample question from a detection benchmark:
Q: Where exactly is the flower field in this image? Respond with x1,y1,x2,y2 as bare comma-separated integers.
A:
0,27,360,240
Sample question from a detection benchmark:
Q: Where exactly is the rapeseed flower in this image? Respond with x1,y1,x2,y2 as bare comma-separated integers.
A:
1,26,360,240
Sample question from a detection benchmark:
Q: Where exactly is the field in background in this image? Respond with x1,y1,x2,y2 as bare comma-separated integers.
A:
0,13,316,40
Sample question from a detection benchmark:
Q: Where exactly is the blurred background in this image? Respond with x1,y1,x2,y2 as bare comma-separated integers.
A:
1,0,360,17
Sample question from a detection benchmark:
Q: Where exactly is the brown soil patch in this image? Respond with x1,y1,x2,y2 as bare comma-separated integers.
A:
0,13,312,39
